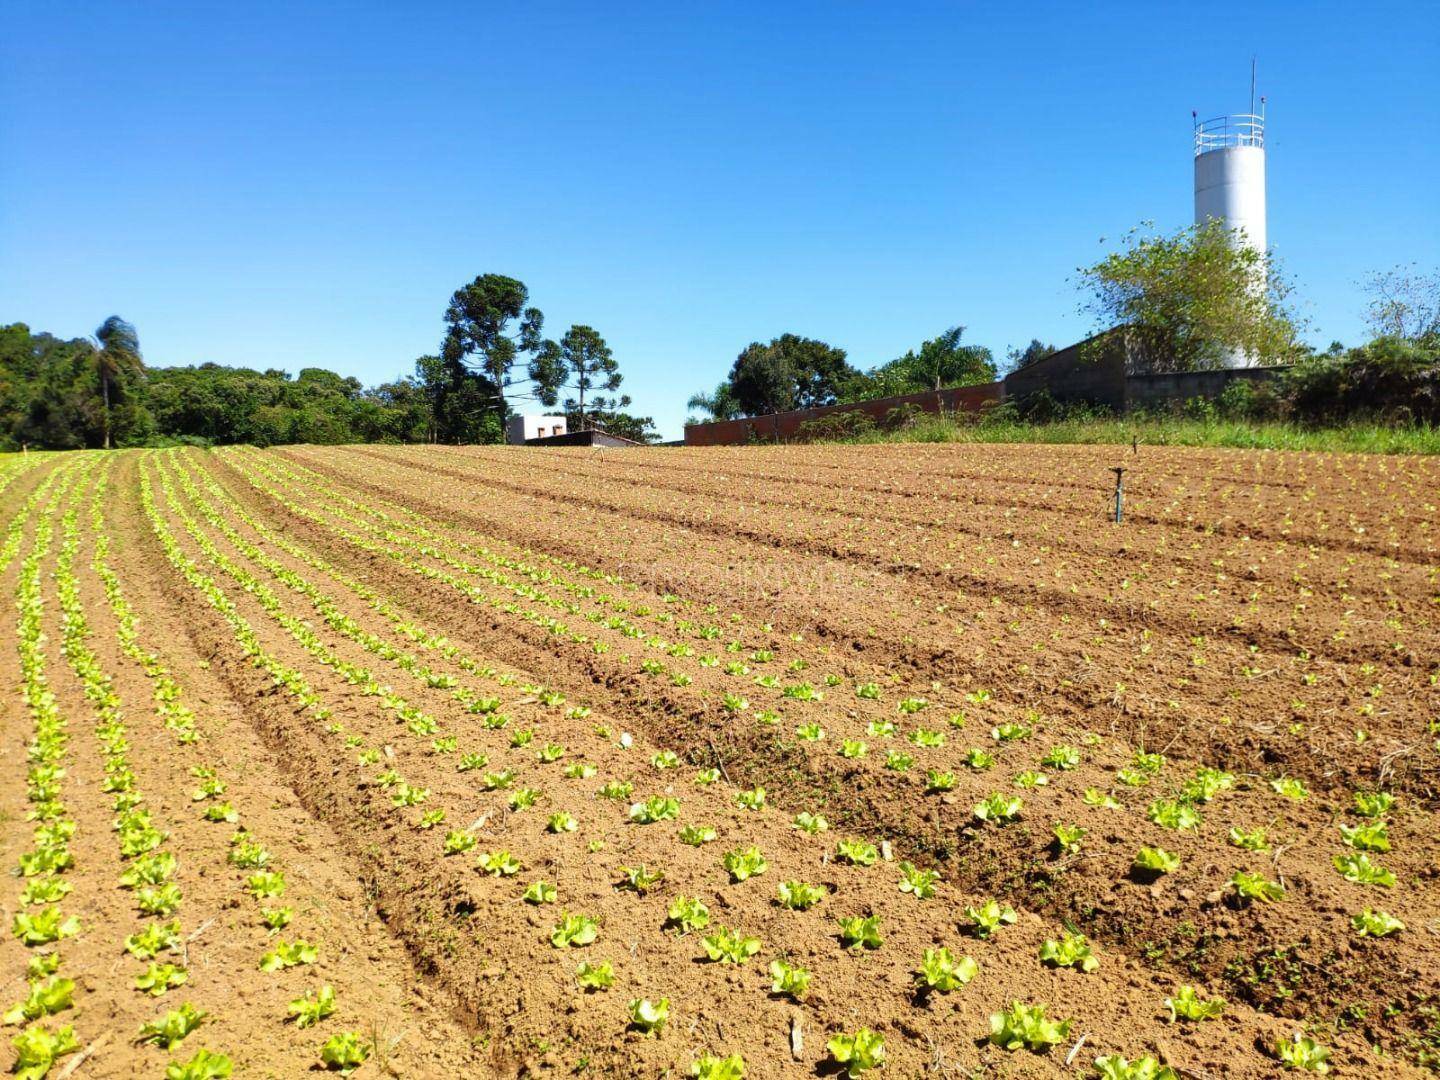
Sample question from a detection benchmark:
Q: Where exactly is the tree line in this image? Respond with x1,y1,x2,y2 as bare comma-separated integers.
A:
1,273,658,451
686,221,1439,426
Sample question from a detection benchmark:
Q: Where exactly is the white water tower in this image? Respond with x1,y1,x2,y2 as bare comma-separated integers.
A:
1193,74,1267,367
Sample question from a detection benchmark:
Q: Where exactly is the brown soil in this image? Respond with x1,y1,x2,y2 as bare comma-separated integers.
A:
2,443,1436,1079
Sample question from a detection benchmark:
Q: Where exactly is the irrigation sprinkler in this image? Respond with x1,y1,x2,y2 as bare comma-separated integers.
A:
1110,466,1127,524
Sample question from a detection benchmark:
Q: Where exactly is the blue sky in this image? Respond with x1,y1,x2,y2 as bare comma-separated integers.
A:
3,1,1437,439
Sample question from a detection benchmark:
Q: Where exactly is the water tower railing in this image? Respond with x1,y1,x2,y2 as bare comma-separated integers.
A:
1194,113,1264,154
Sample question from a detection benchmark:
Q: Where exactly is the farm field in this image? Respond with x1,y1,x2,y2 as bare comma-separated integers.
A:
1,443,1437,1079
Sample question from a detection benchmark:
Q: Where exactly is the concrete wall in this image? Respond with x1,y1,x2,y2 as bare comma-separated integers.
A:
1124,366,1281,410
1003,333,1128,410
684,383,1003,446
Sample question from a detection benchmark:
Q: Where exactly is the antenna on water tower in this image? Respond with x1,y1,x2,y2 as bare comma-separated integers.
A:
1193,62,1268,368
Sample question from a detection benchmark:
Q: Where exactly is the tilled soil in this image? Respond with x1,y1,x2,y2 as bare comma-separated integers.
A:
1,443,1436,1078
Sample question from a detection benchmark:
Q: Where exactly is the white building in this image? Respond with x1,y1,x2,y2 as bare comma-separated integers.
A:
506,414,568,444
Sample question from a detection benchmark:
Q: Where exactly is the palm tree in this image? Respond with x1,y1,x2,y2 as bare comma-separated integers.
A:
686,382,741,422
94,316,142,449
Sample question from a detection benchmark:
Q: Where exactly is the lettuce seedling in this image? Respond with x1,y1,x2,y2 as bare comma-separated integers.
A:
768,959,810,1000
137,883,183,918
135,963,188,997
679,824,718,846
1133,847,1180,875
1269,777,1309,801
1042,746,1081,770
898,863,940,899
1093,1055,1178,1079
523,881,558,905
837,915,883,951
866,720,896,738
288,985,336,1028
991,722,1031,742
926,770,957,793
973,794,1022,824
965,749,995,770
507,787,540,811
1231,871,1285,903
628,997,670,1035
137,1002,206,1049
840,740,868,760
793,812,828,834
547,812,578,834
417,809,445,830
1334,852,1395,887
1013,771,1047,789
126,920,182,959
619,865,665,894
319,1031,370,1075
700,927,761,964
693,768,720,785
629,796,680,824
988,1001,1072,1052
1350,908,1404,937
575,960,614,991
667,896,711,934
12,908,80,947
826,1028,885,1077
915,947,977,993
10,1023,80,1078
563,762,597,780
1164,985,1225,1022
261,907,293,932
3,976,74,1024
440,828,477,856
260,940,317,971
691,1052,745,1080
1275,1033,1331,1072
1052,825,1086,855
537,743,566,763
1083,788,1120,809
20,881,71,910
778,881,826,911
835,839,878,866
479,850,521,876
551,913,600,948
796,722,824,741
457,753,489,772
884,751,913,771
1181,767,1234,803
163,1048,233,1079
651,750,680,770
722,847,768,882
966,899,1017,938
1353,790,1395,818
1228,827,1268,851
1339,821,1390,853
246,871,286,899
735,788,766,811
120,851,177,889
1147,800,1200,830
1039,931,1099,972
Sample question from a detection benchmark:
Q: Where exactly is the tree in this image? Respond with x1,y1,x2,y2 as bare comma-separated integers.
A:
533,324,623,429
726,334,855,416
1078,221,1301,372
1004,339,1058,372
1361,266,1439,343
413,353,502,445
93,315,148,449
686,382,742,423
440,274,548,420
901,326,995,391
839,327,996,401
